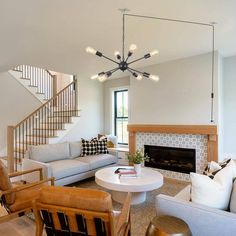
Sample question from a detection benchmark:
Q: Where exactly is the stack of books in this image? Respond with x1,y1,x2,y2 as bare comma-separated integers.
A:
115,168,137,178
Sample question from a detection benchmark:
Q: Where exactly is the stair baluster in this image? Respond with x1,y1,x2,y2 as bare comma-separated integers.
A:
7,79,78,172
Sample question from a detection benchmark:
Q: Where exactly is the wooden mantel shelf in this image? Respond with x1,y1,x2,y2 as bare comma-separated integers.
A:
127,124,218,162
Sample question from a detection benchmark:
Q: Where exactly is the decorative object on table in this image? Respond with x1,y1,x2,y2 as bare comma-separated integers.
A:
145,215,192,236
119,169,137,178
86,9,159,82
127,149,149,175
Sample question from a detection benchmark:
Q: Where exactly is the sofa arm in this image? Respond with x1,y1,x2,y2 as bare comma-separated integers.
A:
22,159,53,183
155,194,236,236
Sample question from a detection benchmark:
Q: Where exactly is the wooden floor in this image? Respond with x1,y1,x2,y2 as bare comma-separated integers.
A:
0,207,42,236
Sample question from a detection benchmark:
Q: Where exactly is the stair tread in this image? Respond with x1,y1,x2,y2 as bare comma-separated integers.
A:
18,141,45,145
26,134,58,138
15,148,26,154
33,128,66,131
36,92,45,94
28,85,37,88
20,77,30,80
53,110,80,113
48,115,80,118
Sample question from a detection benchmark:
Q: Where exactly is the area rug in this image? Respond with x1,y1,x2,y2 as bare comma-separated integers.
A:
70,177,189,236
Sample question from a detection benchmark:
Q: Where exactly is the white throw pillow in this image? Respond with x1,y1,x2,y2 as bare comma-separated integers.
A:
69,141,82,159
208,161,222,172
30,142,70,163
190,159,236,210
230,179,236,213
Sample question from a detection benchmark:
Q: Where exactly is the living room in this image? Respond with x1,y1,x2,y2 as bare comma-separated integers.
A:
0,1,236,235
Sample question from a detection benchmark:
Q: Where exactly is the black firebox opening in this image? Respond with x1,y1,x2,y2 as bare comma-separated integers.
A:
144,145,196,174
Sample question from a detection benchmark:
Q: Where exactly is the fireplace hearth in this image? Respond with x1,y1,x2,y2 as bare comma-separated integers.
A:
144,145,196,174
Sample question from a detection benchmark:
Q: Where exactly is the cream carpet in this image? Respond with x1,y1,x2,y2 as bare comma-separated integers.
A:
70,177,189,236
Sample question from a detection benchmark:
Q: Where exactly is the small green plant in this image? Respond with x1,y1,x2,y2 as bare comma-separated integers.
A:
127,149,149,164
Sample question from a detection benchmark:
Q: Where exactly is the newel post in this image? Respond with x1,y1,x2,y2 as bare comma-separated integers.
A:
7,126,14,172
52,75,58,106
73,75,79,110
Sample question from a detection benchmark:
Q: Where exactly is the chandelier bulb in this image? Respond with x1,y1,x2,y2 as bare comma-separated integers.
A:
91,74,99,80
150,50,159,57
136,74,143,80
129,44,137,53
86,46,97,55
114,51,121,60
98,74,108,82
149,74,160,82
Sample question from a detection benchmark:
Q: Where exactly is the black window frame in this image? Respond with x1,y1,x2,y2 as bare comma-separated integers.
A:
114,89,128,145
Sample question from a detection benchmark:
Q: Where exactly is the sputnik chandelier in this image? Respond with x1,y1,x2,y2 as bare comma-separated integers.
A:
86,10,160,82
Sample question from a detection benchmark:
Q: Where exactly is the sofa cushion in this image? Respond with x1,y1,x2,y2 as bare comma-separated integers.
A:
49,159,90,180
30,142,70,163
96,138,109,154
230,180,236,213
77,154,117,170
69,141,82,159
81,138,97,156
190,159,236,210
39,186,113,212
203,159,231,179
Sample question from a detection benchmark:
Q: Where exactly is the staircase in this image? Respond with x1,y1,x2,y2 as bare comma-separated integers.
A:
9,65,55,103
7,65,80,172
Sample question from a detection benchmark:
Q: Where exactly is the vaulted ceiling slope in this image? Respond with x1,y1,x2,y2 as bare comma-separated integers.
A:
0,0,236,77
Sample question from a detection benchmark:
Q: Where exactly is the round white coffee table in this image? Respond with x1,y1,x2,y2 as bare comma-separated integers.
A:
95,166,163,205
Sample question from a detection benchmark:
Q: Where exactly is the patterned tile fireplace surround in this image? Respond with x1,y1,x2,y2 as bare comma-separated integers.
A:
136,132,208,181
128,125,218,181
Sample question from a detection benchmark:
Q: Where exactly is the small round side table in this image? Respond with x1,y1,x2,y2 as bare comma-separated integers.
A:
146,215,192,236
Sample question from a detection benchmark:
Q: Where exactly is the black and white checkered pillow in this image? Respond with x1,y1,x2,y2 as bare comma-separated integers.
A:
97,137,109,154
203,159,231,179
80,138,97,156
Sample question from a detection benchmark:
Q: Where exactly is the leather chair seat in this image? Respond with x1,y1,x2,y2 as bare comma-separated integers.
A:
9,184,44,212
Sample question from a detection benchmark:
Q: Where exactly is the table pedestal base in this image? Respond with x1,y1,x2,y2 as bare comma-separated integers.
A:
111,191,146,205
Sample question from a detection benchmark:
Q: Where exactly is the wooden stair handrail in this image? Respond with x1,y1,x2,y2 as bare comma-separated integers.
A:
14,81,76,128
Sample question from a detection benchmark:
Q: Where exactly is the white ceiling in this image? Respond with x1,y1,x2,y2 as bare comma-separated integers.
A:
0,0,236,78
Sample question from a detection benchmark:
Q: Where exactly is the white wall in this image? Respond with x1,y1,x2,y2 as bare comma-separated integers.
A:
129,52,219,125
60,76,104,141
103,77,130,134
0,72,41,156
217,54,224,160
222,55,236,158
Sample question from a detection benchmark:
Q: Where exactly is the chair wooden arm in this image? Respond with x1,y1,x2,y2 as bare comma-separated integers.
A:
8,168,43,181
0,177,55,197
116,192,131,236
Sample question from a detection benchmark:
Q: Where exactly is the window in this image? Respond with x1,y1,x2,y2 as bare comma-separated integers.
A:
114,89,128,144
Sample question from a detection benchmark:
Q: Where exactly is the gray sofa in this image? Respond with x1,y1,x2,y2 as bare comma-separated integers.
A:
155,185,236,236
22,141,117,186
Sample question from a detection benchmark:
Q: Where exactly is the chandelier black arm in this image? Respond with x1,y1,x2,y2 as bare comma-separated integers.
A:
105,67,119,74
101,54,119,64
128,67,145,75
128,56,146,65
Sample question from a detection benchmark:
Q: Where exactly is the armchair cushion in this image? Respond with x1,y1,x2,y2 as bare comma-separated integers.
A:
39,186,113,212
0,160,15,205
9,184,43,212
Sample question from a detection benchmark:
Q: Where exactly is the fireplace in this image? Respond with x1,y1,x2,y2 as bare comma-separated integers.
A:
144,145,196,174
